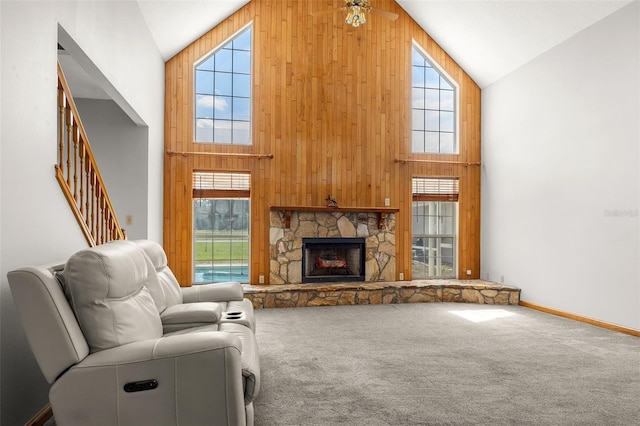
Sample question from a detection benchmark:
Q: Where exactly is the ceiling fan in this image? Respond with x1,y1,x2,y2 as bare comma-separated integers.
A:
314,0,399,28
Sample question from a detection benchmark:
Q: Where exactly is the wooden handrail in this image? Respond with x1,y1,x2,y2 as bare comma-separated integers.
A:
56,61,125,246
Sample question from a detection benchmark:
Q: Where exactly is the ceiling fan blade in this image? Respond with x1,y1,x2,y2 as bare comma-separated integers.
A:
312,7,343,17
369,8,399,21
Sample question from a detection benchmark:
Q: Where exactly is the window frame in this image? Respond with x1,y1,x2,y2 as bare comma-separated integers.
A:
192,171,251,284
411,177,459,279
410,41,460,155
193,23,253,145
411,201,458,279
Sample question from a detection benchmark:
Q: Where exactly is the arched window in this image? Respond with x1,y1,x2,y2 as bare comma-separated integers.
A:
411,43,457,154
194,25,252,144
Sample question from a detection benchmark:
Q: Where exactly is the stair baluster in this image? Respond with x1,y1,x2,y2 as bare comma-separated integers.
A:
55,61,126,246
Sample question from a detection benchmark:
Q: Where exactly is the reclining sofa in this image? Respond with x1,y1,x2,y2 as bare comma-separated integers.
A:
8,239,260,426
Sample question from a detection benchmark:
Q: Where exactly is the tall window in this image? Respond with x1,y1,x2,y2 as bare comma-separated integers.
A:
412,178,458,279
411,44,457,154
195,25,252,144
193,172,250,284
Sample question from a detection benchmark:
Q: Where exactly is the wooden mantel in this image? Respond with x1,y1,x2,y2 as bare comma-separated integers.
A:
270,206,399,229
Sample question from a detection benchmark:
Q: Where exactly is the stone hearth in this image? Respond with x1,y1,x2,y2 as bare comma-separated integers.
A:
243,280,521,309
269,210,396,284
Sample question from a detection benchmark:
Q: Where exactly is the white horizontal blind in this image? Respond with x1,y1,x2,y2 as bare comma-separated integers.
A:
193,172,250,191
412,177,459,201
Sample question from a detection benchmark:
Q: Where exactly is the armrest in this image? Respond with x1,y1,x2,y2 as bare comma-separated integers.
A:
160,302,223,333
50,332,247,426
219,323,261,403
181,281,244,303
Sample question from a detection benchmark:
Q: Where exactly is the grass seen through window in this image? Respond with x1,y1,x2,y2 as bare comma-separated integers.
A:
194,239,248,262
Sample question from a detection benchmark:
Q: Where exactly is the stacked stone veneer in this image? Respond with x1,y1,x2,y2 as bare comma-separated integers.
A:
244,280,521,309
269,210,396,284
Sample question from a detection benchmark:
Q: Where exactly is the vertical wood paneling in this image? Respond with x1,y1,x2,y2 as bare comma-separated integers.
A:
164,0,481,285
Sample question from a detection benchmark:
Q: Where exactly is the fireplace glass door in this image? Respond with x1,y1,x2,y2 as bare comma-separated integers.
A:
302,238,365,283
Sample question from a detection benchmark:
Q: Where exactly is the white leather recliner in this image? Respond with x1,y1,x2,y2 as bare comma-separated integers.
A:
133,239,256,332
7,240,260,426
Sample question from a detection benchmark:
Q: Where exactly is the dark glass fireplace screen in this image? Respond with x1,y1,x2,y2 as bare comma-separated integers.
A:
302,238,366,283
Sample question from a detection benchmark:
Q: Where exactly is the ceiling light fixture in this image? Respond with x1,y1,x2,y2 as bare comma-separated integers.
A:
344,0,371,28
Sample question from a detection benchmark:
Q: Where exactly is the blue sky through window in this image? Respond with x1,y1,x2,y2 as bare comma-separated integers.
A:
195,26,252,144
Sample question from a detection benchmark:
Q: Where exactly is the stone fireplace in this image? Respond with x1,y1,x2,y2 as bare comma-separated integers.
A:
269,208,397,284
302,237,365,283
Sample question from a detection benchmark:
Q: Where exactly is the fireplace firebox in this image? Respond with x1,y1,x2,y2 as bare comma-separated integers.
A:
302,238,365,283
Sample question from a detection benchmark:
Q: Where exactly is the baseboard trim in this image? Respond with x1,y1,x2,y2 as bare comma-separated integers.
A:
26,403,52,426
519,300,640,337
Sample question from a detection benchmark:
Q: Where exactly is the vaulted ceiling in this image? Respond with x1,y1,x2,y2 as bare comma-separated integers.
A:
137,0,633,88
60,1,632,99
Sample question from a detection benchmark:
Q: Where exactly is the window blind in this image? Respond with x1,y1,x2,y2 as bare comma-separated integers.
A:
193,172,250,198
412,177,459,202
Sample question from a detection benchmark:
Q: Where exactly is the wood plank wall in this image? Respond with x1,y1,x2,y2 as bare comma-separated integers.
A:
164,0,481,285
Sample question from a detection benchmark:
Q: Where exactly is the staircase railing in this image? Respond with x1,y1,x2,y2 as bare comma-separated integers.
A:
56,61,126,246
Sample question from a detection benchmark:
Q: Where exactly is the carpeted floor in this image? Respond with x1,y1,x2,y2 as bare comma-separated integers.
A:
252,303,640,425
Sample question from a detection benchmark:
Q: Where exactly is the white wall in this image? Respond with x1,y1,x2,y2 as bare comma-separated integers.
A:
0,1,164,424
75,99,149,240
0,3,3,422
482,1,640,330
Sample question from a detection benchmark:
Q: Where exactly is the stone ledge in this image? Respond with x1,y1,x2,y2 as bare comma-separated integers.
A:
242,280,520,309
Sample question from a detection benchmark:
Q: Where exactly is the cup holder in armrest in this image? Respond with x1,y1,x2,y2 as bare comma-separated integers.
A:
222,311,248,323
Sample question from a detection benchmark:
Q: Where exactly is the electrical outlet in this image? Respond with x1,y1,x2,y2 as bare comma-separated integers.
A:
384,198,390,206
466,269,471,276
398,272,404,281
258,275,265,284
